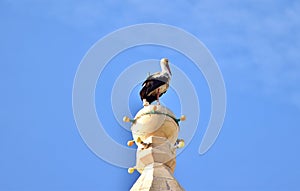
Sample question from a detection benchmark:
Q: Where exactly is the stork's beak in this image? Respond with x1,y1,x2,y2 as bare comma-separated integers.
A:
165,60,172,76
166,64,172,76
161,58,172,75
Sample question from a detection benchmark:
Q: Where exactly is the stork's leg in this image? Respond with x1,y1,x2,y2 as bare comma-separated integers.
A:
156,89,160,105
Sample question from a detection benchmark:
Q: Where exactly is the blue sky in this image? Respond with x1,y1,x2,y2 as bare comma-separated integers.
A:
1,0,300,190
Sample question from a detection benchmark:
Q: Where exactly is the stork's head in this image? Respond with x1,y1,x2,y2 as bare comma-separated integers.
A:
160,58,172,76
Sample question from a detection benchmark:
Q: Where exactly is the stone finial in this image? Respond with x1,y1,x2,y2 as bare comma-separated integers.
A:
126,105,185,191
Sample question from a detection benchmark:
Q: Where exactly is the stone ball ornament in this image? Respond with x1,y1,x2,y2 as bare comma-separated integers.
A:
131,105,181,143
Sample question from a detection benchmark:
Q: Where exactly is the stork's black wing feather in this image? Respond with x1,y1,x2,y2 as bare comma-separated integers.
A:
139,79,166,104
142,74,169,85
139,73,170,104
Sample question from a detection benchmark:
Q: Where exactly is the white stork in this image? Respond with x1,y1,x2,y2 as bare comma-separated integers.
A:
139,58,172,106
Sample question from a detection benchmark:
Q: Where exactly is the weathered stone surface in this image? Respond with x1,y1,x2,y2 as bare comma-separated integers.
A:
130,105,184,191
138,151,175,172
130,163,184,191
131,105,179,144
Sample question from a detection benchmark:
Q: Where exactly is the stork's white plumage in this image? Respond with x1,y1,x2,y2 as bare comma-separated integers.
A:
139,58,172,106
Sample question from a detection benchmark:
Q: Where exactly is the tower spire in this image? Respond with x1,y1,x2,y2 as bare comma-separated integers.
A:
124,105,186,191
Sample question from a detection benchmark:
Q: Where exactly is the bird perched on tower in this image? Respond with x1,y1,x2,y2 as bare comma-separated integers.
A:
139,58,172,106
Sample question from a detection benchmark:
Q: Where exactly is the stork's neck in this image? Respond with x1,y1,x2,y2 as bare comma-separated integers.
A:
161,64,172,76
